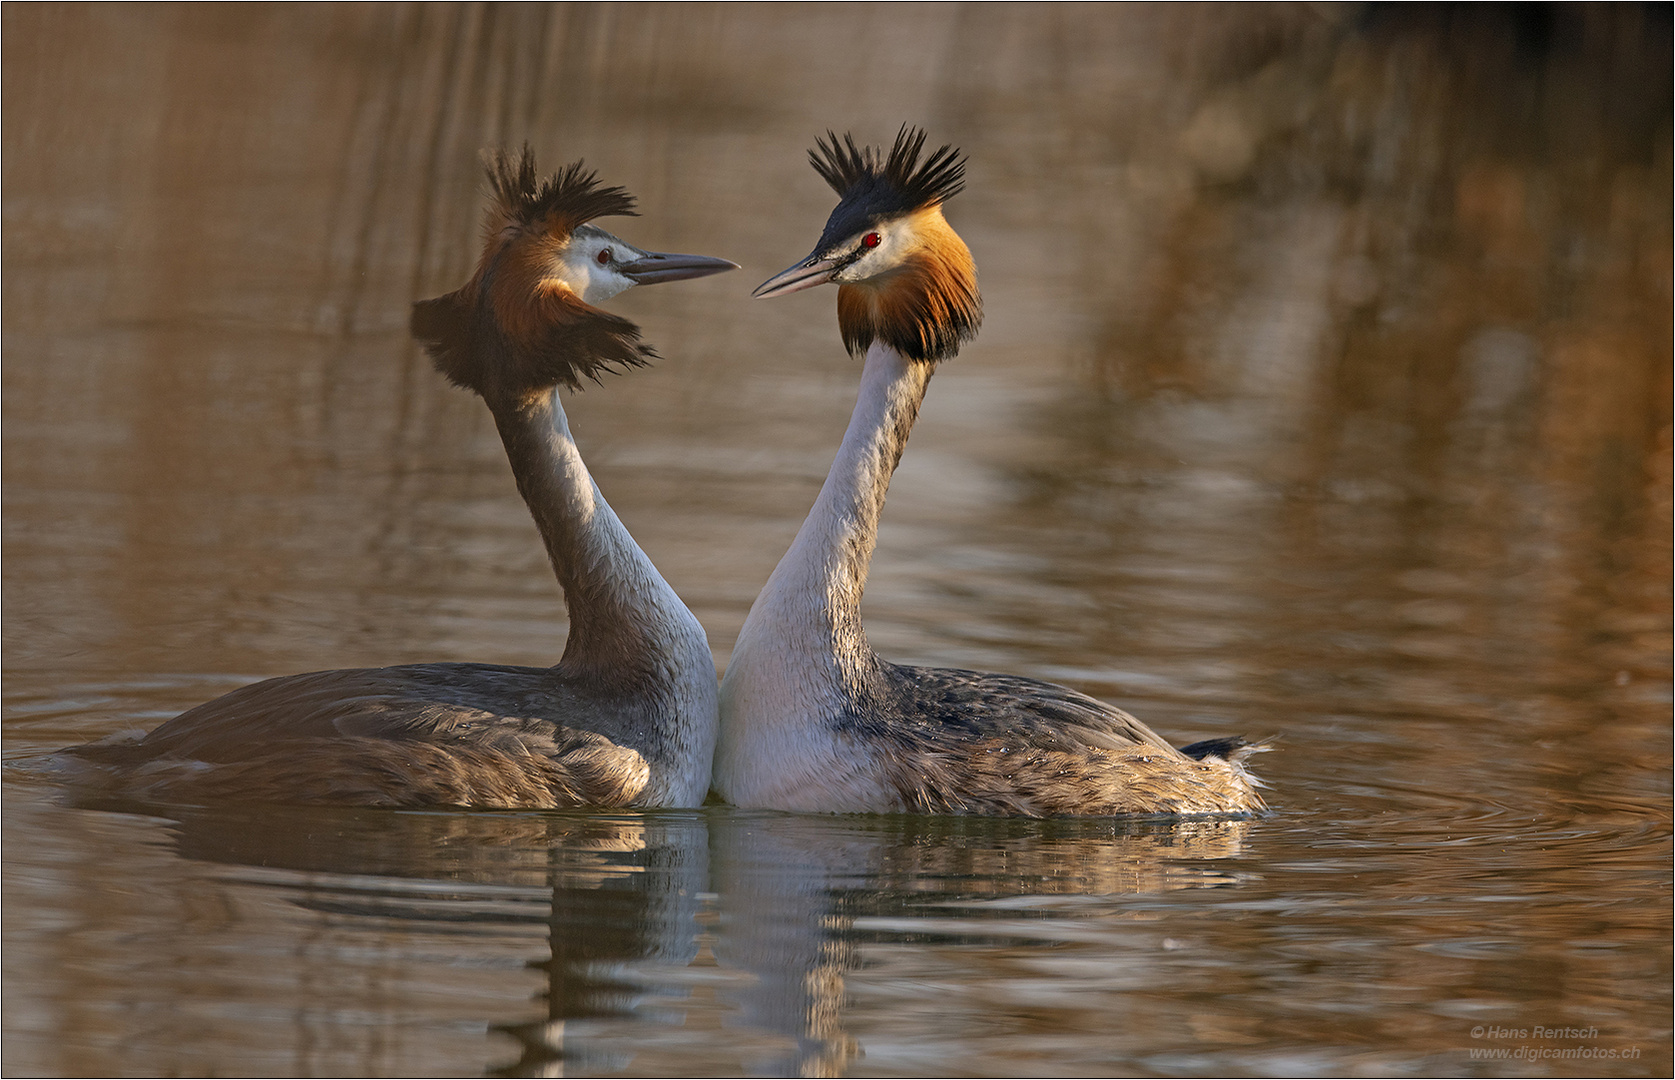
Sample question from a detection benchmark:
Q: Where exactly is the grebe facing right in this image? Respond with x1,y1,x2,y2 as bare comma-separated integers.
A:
714,127,1267,817
65,148,735,810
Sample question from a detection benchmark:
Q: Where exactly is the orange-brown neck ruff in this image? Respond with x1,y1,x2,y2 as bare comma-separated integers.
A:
835,208,980,363
411,243,653,404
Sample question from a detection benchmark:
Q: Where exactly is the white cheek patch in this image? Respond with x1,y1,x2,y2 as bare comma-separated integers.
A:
837,219,918,282
567,260,598,300
583,268,634,304
556,248,633,305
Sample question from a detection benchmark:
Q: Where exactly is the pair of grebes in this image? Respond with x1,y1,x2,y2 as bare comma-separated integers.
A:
68,129,1265,817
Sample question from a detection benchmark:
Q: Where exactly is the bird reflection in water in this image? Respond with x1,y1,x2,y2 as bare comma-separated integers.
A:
710,813,1257,1077
129,801,1252,1077
150,804,705,1077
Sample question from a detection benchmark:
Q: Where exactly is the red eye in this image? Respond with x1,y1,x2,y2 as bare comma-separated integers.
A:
862,232,881,249
596,248,612,265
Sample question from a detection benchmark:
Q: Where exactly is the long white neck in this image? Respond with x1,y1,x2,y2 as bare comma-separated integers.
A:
749,343,928,676
716,343,931,807
489,388,717,800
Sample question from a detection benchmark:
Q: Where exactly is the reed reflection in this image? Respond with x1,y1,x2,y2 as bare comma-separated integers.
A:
710,813,1255,1077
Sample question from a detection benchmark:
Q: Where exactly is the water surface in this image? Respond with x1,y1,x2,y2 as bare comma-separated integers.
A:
5,5,1669,1076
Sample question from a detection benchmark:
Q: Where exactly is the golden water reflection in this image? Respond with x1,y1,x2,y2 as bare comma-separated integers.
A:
4,4,1669,1077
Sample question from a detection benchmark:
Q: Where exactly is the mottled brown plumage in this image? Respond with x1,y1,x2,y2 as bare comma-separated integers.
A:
76,733,649,809
898,737,1266,817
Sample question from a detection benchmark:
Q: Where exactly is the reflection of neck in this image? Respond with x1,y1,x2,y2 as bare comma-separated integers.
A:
743,342,931,688
486,387,691,681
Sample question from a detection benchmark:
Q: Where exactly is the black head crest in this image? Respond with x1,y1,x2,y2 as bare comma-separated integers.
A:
808,126,967,252
485,144,639,235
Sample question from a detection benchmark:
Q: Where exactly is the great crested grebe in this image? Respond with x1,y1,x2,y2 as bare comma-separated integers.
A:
66,147,736,809
714,127,1266,816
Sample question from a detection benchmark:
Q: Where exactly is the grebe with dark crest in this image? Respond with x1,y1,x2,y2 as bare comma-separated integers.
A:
66,147,736,809
714,127,1267,816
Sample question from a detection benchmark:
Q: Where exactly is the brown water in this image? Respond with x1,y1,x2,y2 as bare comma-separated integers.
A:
4,5,1670,1077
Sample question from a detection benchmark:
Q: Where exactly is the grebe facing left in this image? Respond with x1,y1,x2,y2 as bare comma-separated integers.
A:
714,127,1267,817
65,147,736,810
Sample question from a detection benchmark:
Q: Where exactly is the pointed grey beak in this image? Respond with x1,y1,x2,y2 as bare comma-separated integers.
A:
621,251,739,286
752,251,850,299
